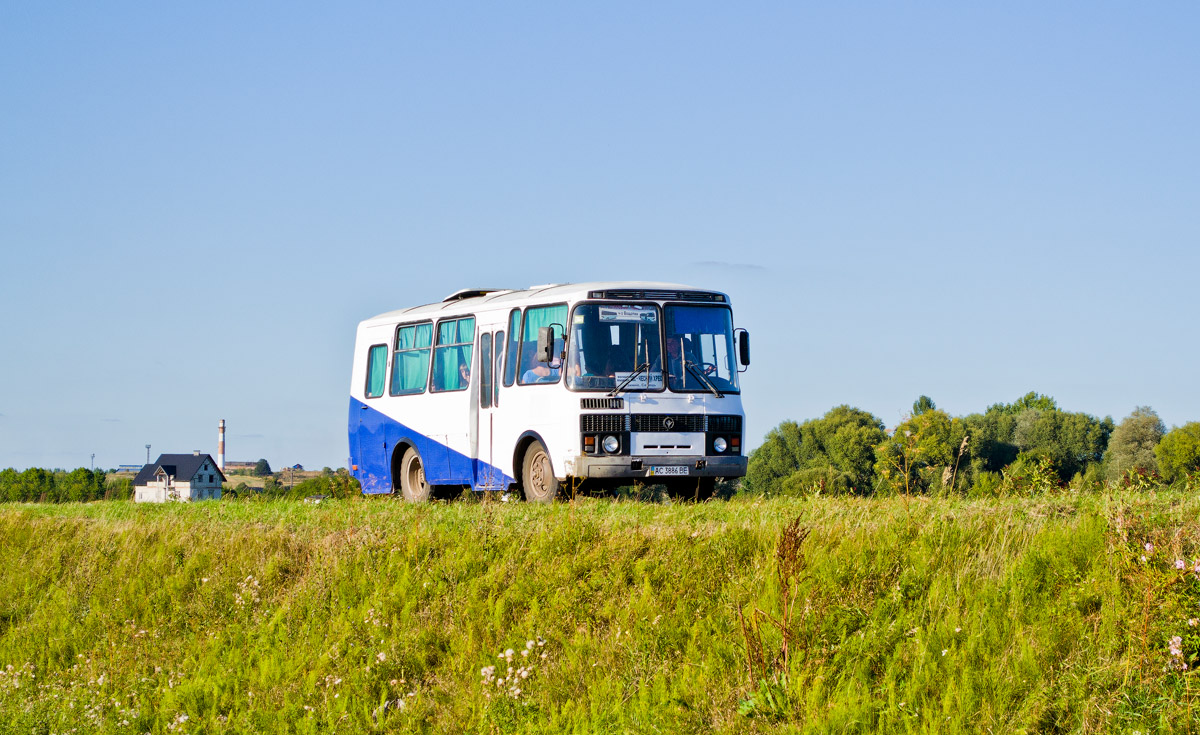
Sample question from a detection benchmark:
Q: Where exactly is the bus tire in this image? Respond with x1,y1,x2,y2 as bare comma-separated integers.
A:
399,448,433,502
521,440,560,503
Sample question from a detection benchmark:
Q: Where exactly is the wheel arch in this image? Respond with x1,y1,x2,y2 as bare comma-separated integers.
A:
512,430,553,489
389,437,421,493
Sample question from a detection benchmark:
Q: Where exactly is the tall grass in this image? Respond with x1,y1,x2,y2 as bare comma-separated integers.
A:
1,492,1198,733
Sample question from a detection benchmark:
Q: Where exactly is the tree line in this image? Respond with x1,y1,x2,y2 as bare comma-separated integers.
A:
0,468,131,503
0,465,362,504
746,392,1200,496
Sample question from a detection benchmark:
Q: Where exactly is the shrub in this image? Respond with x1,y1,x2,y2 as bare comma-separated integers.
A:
999,454,1061,495
778,466,854,497
968,470,1003,498
746,406,886,495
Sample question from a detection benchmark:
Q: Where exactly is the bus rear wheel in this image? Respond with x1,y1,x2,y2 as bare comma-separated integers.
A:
521,441,560,503
399,448,433,502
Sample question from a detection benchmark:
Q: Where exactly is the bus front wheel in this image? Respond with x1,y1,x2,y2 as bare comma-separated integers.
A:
400,448,432,502
521,441,560,503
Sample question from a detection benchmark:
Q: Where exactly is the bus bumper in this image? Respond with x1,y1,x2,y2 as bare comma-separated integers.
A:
573,455,748,480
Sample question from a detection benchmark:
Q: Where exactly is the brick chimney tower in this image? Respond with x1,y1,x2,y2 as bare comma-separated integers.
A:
217,419,226,472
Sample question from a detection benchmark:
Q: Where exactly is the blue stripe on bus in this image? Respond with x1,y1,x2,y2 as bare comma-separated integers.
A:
348,397,515,494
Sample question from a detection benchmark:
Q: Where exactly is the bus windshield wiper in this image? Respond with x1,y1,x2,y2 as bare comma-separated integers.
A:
685,360,723,398
608,362,650,397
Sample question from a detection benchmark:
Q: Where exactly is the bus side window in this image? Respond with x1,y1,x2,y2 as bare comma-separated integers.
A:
365,344,387,398
480,333,493,409
390,322,432,396
503,309,521,387
494,330,504,406
432,317,476,392
517,304,567,385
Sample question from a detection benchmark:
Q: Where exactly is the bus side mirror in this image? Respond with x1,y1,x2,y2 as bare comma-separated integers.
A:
537,324,566,363
736,329,750,368
537,327,554,363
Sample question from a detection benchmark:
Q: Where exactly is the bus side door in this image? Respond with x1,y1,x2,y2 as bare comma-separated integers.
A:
474,331,503,490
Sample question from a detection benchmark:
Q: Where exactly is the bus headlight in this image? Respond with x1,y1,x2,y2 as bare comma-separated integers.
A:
713,437,728,453
602,435,620,454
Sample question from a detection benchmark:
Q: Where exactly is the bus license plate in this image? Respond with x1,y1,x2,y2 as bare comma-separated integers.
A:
648,466,688,477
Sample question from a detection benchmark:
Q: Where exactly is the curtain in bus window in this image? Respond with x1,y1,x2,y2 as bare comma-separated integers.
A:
366,345,387,398
433,318,475,392
523,305,566,336
457,318,475,343
391,323,432,395
438,320,457,344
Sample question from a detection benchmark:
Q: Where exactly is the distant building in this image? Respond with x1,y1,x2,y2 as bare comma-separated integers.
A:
133,452,226,503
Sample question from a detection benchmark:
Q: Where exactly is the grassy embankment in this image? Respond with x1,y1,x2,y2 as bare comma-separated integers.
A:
1,493,1198,733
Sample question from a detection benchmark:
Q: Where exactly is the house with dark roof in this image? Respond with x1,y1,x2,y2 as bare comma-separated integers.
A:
133,452,226,503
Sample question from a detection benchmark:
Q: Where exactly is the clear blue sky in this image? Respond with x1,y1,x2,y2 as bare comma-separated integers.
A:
2,3,1197,471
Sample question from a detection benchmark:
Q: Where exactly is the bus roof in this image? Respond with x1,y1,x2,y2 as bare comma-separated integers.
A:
358,281,731,326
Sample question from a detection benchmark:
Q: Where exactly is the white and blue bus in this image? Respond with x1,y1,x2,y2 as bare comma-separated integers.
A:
348,282,750,501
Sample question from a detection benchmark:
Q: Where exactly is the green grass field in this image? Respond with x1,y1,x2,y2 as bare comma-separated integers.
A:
1,492,1198,734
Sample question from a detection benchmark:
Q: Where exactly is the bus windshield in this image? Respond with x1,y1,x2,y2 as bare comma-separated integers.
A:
567,304,663,391
664,305,739,394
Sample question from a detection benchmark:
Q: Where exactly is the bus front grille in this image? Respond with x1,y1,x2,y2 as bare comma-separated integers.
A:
580,397,624,410
631,414,707,433
580,414,629,433
707,415,742,433
583,414,742,434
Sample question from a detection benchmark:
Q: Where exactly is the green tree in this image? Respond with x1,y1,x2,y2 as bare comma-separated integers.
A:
1010,408,1111,482
19,468,54,502
967,392,1059,474
962,393,1111,484
745,406,887,495
1008,391,1056,413
874,409,968,495
912,395,937,416
1105,407,1165,480
1155,422,1200,483
0,468,18,502
58,468,94,503
253,459,273,477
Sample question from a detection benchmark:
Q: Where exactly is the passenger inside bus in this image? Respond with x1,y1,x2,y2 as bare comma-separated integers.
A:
520,340,561,384
661,335,712,386
579,325,619,378
432,345,473,391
